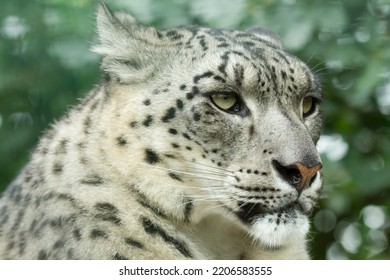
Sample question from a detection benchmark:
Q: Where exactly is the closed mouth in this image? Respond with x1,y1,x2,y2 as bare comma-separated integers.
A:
235,200,307,223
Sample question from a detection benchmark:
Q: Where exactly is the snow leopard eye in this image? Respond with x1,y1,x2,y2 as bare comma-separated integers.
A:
302,96,317,118
210,92,243,114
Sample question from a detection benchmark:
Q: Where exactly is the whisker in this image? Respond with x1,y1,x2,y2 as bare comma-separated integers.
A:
177,174,226,183
180,158,235,174
173,169,227,178
310,60,327,72
156,182,228,192
305,51,317,66
140,163,233,183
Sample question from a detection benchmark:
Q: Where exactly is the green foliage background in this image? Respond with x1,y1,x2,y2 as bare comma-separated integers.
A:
0,0,389,259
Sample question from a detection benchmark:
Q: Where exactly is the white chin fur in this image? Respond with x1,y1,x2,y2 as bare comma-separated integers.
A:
250,214,309,248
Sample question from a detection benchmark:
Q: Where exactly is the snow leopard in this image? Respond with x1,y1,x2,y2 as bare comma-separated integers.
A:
0,3,323,259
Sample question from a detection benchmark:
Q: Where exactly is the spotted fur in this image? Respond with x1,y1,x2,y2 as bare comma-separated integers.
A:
0,4,323,259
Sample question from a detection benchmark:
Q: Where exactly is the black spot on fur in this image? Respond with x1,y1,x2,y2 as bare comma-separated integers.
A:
166,30,183,40
186,86,199,100
183,197,193,222
249,125,254,136
281,70,287,80
213,75,226,83
233,64,244,87
77,141,86,150
80,175,104,185
131,188,168,219
38,250,49,260
90,229,108,239
11,209,25,231
28,219,37,233
161,107,176,122
83,117,91,134
164,154,176,159
125,238,144,249
80,157,88,165
217,43,230,48
73,228,82,241
94,202,121,225
53,238,66,249
53,163,63,174
137,199,168,219
193,112,201,121
169,172,182,181
130,121,138,128
198,35,208,51
49,215,76,229
156,31,163,39
116,135,128,146
218,51,230,77
176,99,184,110
55,192,84,211
141,217,192,258
55,139,69,154
193,71,214,83
95,203,117,212
179,84,186,90
143,99,151,106
145,149,159,165
23,169,33,183
143,115,153,127
168,128,178,135
112,253,128,260
171,143,180,149
182,133,191,140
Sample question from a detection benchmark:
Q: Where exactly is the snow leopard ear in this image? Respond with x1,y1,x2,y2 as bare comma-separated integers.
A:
92,3,163,83
246,27,283,49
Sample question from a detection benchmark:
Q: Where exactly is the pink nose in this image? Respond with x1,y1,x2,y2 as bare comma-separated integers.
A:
273,160,322,191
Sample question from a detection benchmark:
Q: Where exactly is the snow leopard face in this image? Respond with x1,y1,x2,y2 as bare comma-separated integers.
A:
95,5,323,249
